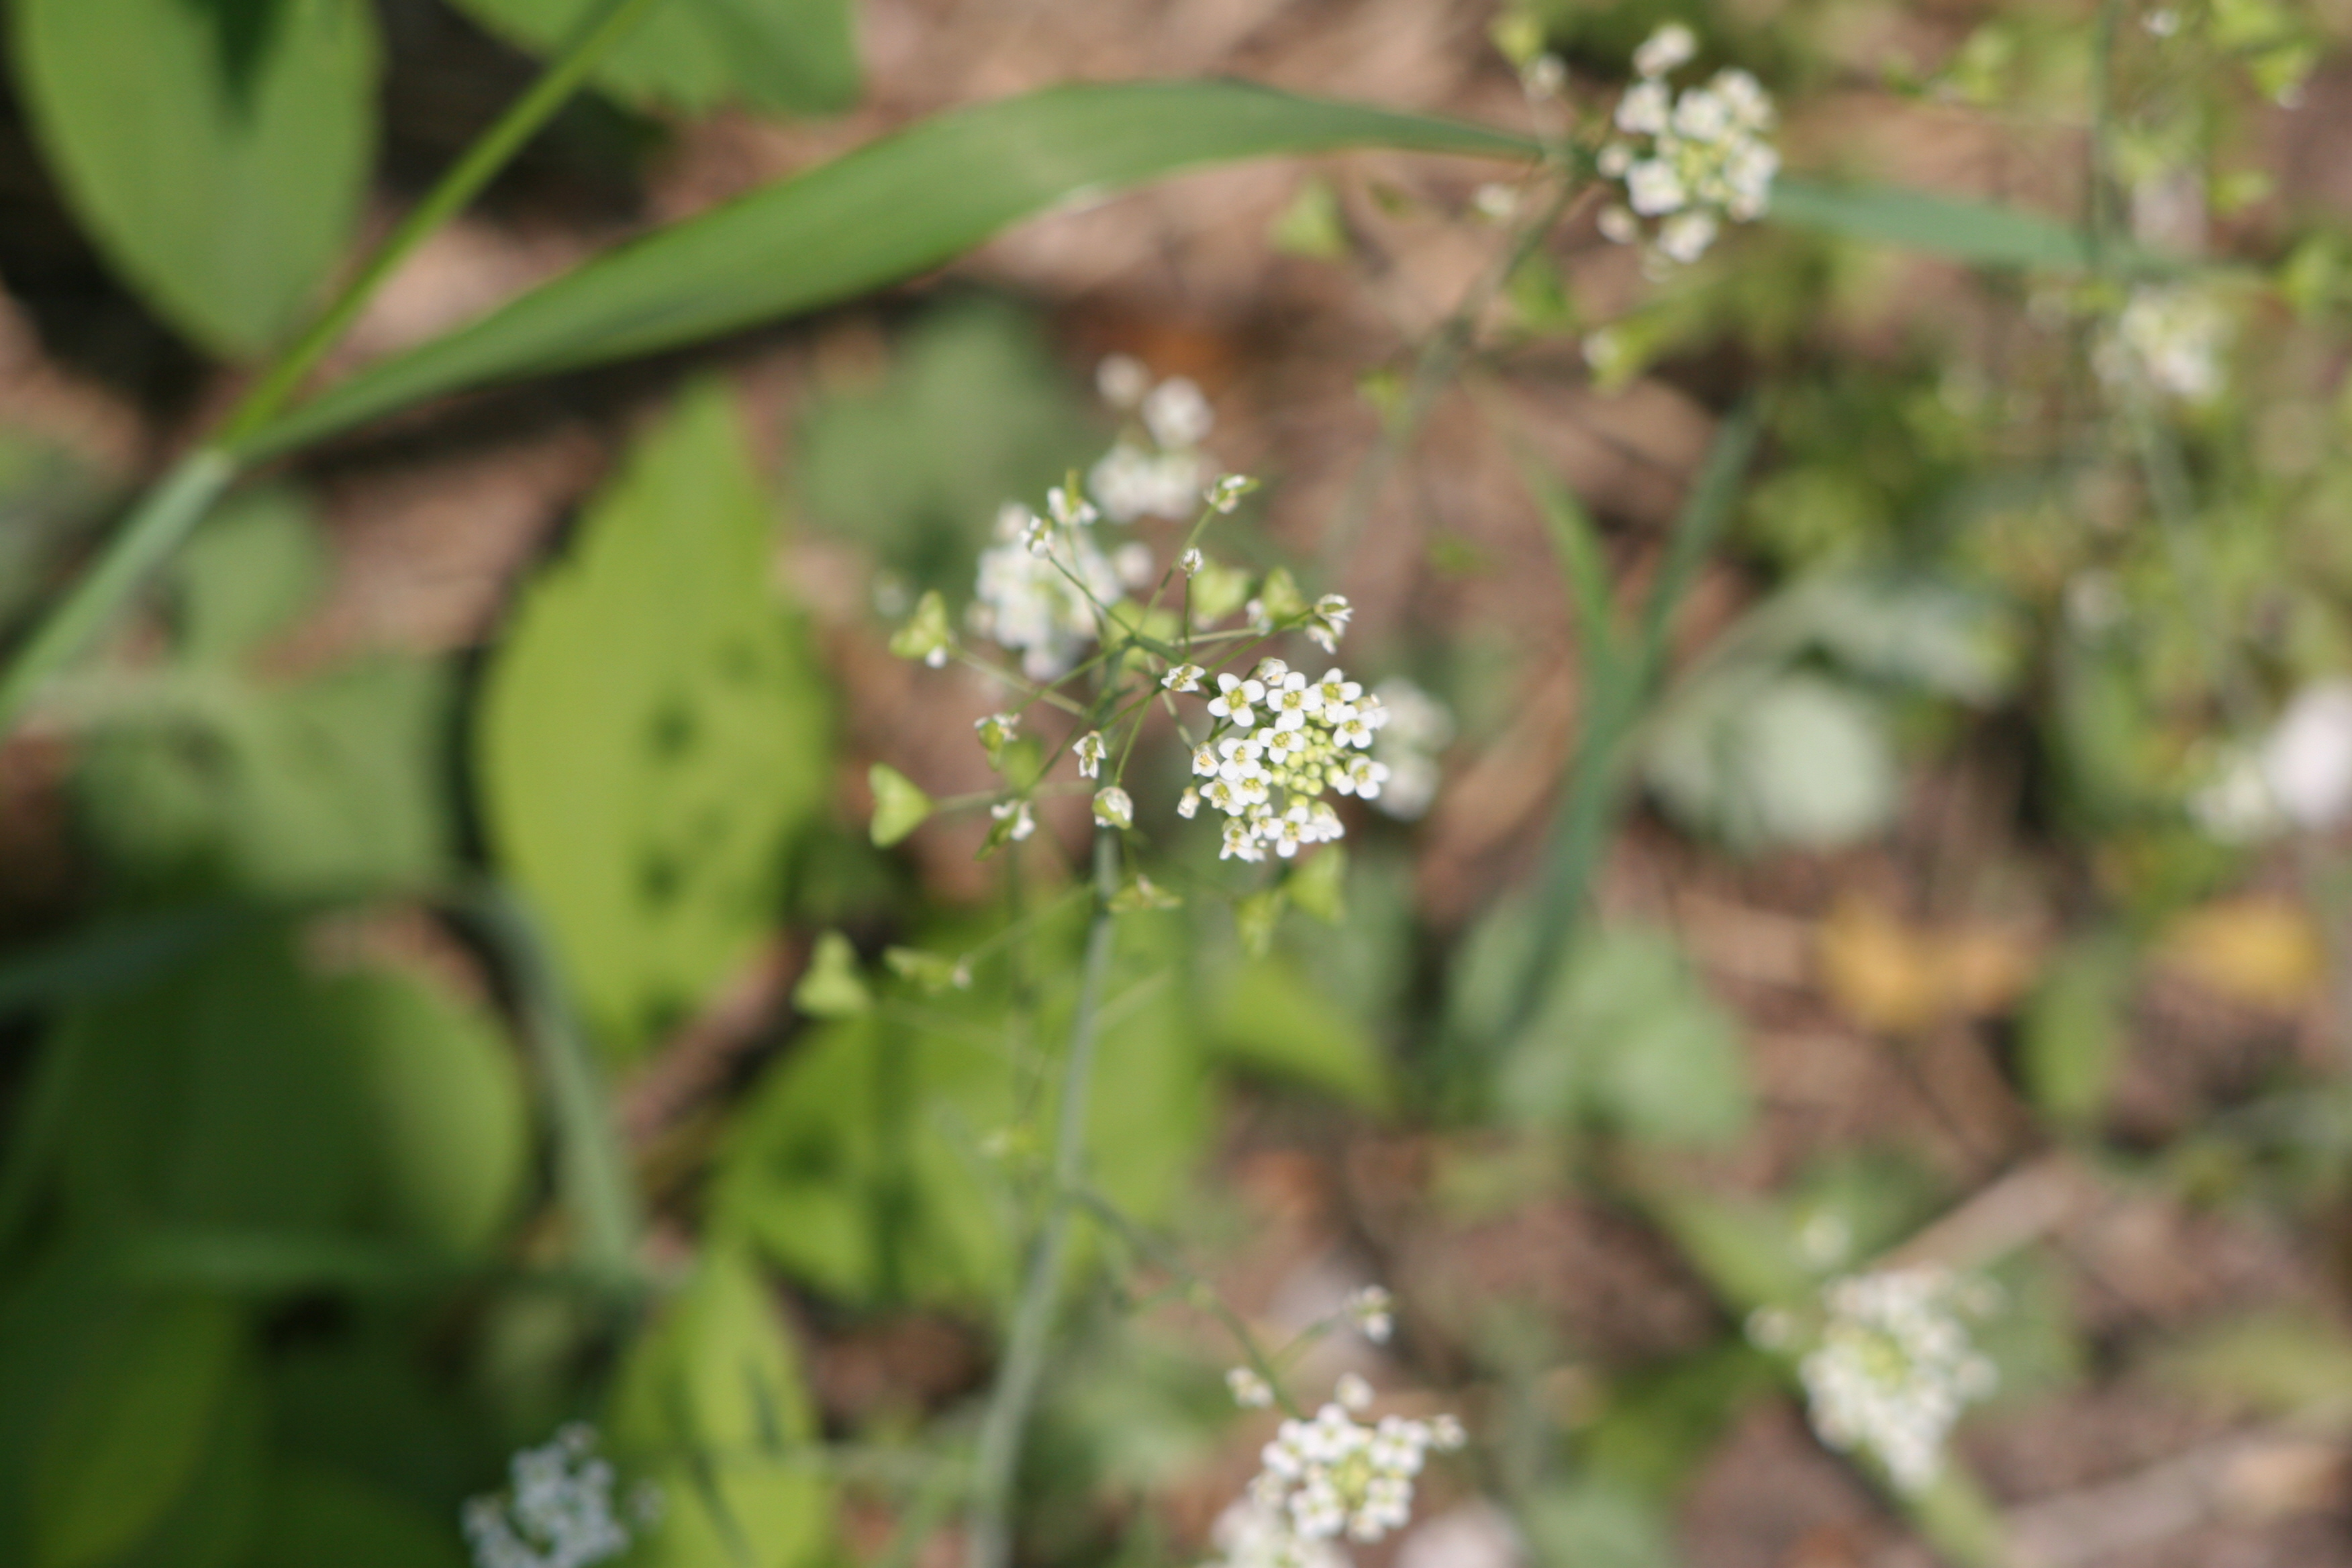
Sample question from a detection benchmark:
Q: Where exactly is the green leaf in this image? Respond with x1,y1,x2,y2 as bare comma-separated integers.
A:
868,764,933,847
720,910,1207,1306
1644,670,1900,852
324,967,531,1254
605,1247,830,1568
0,1260,245,1568
1269,175,1350,260
792,932,873,1018
9,0,378,356
244,83,1534,456
1206,958,1389,1110
50,927,526,1253
1770,175,2163,276
447,0,858,118
2020,938,2132,1129
477,381,833,1055
72,656,452,897
1495,927,1752,1147
248,1463,464,1568
170,487,326,663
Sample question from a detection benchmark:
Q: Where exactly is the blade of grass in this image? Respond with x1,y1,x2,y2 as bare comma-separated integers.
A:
1498,404,1760,1053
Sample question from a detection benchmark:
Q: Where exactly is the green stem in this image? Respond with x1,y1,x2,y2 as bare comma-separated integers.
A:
217,0,670,450
1496,404,1759,1052
0,0,668,736
0,448,234,731
469,887,644,1288
966,829,1122,1568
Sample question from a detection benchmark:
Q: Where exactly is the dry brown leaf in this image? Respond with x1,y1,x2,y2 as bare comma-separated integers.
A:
1814,897,2037,1034
2155,897,2328,1012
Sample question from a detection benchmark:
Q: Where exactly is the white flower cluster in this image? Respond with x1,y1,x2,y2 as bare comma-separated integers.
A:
1092,355,1216,522
971,499,1125,681
1796,1267,1998,1493
1178,657,1390,862
1242,1385,1467,1547
1596,23,1777,267
2098,285,2229,404
970,360,1220,678
462,1425,636,1568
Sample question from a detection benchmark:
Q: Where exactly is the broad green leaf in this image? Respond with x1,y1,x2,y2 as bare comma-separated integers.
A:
244,83,1534,456
328,968,530,1253
868,764,933,846
477,381,832,1055
10,0,378,356
1518,1478,1677,1568
172,487,325,663
720,910,1207,1306
1770,175,2157,276
2020,938,2132,1129
1496,927,1751,1147
52,928,526,1253
0,1260,244,1568
1645,670,1900,852
248,1463,464,1568
1206,957,1389,1110
72,656,452,897
606,1248,830,1568
447,0,857,118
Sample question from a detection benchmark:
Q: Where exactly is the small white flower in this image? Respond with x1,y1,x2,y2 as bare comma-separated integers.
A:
1210,673,1267,726
1598,205,1640,244
1473,183,1520,222
1193,742,1222,778
1671,85,1732,141
1222,816,1265,861
1334,755,1389,799
976,712,1020,749
1093,786,1134,830
1096,353,1151,409
1047,484,1098,528
1657,209,1720,264
1334,1372,1375,1412
1022,513,1053,556
1142,376,1214,449
1633,21,1698,77
1305,595,1353,654
1522,53,1566,99
990,799,1036,841
1346,1285,1395,1343
1206,475,1254,513
1616,79,1671,135
1073,730,1107,779
1178,787,1201,820
1165,663,1208,693
1625,159,1687,216
1180,546,1207,575
1228,1367,1276,1408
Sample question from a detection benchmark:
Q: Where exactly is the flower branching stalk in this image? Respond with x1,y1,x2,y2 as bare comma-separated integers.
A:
965,826,1122,1568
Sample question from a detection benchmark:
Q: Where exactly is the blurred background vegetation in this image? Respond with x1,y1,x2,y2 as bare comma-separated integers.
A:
6,0,2352,1565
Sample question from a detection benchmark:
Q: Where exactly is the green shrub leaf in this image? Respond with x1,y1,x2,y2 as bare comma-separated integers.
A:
10,0,377,356
446,0,858,118
476,381,833,1055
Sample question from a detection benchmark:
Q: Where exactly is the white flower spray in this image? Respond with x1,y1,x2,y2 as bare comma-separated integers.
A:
463,1425,650,1568
1594,23,1778,270
1769,1265,2000,1493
